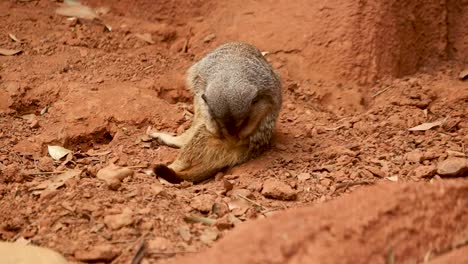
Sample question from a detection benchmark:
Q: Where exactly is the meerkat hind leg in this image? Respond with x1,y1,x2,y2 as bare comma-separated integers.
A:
155,128,245,184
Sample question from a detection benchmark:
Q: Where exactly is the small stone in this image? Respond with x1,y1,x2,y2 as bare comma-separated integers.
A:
190,194,216,213
202,33,216,43
37,157,55,172
275,143,287,151
230,188,254,199
297,172,311,182
437,158,468,177
364,166,387,178
406,150,424,163
261,178,297,201
97,164,133,190
151,184,164,196
320,178,332,187
103,208,133,230
215,216,234,231
211,201,229,217
247,181,263,192
413,165,437,178
74,244,119,262
147,237,171,252
199,228,219,245
29,119,40,128
458,69,468,80
177,226,192,242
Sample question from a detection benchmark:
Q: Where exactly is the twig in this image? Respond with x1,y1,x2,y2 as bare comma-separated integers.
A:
372,86,392,98
125,165,149,169
148,251,191,257
183,215,215,225
131,236,146,264
236,194,268,211
112,234,147,264
324,125,345,131
143,65,154,71
26,171,66,176
333,180,375,194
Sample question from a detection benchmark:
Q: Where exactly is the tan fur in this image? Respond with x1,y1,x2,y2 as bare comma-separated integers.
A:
151,42,282,183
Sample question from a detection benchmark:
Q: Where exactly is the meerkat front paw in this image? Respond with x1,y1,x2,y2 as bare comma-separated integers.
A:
146,126,183,148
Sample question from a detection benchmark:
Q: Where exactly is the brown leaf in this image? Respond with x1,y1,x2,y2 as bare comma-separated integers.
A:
408,118,446,131
459,69,468,80
135,33,155,44
0,48,22,56
8,34,20,42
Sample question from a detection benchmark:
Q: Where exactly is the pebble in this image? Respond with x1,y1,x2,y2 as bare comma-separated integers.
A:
437,158,468,177
261,178,297,201
364,166,387,178
199,228,219,245
97,164,133,190
230,188,254,199
297,172,311,182
177,226,192,242
103,208,134,230
211,201,230,217
413,165,437,178
147,237,171,252
74,244,119,262
190,194,216,213
406,150,424,163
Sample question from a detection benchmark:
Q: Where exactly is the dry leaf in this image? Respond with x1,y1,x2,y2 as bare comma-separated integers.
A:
48,145,73,160
8,34,20,42
408,118,446,131
261,51,269,56
386,176,398,182
55,3,98,20
47,170,81,191
31,170,81,194
134,33,155,44
40,106,49,115
0,48,22,56
459,69,468,80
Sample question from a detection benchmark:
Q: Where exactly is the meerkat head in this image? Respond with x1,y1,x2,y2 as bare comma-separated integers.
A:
202,81,262,139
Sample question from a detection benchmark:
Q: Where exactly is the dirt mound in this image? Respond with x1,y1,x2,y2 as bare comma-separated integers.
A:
169,181,468,264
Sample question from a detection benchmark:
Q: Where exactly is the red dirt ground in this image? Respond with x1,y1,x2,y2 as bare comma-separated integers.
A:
1,0,467,263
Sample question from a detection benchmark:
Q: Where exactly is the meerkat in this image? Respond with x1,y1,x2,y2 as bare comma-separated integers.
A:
149,42,282,183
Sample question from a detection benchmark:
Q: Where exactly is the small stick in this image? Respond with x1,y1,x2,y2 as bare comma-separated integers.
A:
125,165,148,169
131,237,146,264
26,171,66,176
149,251,191,257
183,215,215,225
143,65,154,71
372,86,392,98
236,194,268,211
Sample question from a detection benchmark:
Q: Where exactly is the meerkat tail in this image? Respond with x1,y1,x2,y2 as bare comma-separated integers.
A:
153,164,184,184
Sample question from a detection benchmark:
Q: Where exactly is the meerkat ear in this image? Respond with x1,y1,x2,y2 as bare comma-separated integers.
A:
238,99,272,139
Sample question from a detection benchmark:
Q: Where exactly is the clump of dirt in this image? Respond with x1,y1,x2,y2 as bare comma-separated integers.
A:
0,0,467,263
